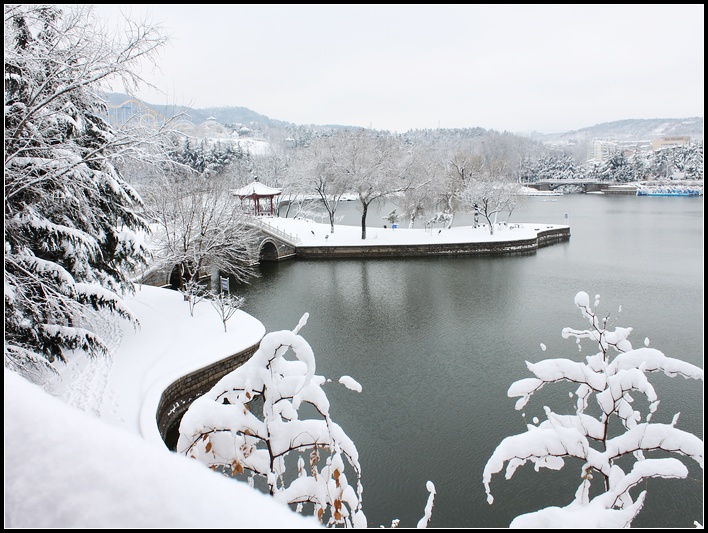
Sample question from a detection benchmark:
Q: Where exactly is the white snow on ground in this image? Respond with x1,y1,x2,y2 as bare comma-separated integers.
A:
257,216,566,246
45,284,266,440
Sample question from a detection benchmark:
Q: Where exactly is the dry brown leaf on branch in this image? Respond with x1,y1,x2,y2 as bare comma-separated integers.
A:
231,460,244,475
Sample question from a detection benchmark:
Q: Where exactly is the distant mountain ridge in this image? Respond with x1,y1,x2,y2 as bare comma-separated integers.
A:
103,93,702,141
529,117,704,142
102,92,292,129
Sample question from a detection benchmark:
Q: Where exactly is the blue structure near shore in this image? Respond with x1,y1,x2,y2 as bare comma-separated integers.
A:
636,186,703,196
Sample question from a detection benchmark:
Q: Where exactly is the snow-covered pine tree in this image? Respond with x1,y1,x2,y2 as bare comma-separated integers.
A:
483,291,703,527
680,141,704,180
4,5,167,380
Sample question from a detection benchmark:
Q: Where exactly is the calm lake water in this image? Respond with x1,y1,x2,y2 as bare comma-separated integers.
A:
234,194,704,528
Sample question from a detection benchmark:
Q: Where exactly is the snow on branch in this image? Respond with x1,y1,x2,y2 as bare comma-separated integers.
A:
538,409,605,441
177,314,366,527
509,491,647,528
339,375,362,393
601,458,690,508
416,481,436,528
508,356,607,411
483,290,704,528
596,368,658,422
608,347,704,380
600,423,703,470
74,282,136,323
11,254,76,289
483,426,590,503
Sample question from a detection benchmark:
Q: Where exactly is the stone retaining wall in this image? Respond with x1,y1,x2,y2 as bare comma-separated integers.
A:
536,226,571,247
156,342,260,450
295,227,570,259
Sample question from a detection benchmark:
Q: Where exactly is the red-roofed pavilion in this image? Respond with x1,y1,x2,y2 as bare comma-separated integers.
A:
232,180,282,216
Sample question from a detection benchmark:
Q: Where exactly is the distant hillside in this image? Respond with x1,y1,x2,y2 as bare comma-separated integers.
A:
103,93,702,142
102,93,292,129
528,117,703,143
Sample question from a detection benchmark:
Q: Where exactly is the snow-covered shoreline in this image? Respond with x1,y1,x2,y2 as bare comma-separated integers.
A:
257,216,570,247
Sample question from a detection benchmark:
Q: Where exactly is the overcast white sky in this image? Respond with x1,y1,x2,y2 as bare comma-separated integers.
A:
93,4,704,134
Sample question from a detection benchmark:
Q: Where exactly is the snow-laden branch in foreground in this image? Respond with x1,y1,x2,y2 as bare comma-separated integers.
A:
178,314,366,528
416,481,436,528
338,375,362,393
483,290,704,528
177,311,436,528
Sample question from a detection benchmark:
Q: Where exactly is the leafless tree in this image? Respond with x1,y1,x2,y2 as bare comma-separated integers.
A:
208,289,245,332
396,142,442,228
457,172,520,235
289,137,354,233
179,277,209,317
435,150,480,228
140,172,260,290
325,130,414,239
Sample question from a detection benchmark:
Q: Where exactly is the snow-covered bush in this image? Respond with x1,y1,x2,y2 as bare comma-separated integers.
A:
483,291,703,528
177,313,367,527
178,313,436,528
179,278,209,316
209,289,245,332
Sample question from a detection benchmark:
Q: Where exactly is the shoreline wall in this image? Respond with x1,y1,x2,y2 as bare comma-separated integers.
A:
294,226,570,259
156,343,260,450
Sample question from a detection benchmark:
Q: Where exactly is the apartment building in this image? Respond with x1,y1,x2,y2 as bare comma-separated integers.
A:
651,136,692,150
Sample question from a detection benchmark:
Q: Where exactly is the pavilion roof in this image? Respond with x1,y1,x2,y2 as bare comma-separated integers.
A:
231,181,282,198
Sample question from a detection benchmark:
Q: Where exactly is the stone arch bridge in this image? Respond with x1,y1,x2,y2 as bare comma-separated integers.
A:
247,219,300,262
524,179,609,193
138,221,299,287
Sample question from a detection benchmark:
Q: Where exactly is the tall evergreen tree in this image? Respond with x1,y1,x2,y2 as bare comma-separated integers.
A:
4,5,167,381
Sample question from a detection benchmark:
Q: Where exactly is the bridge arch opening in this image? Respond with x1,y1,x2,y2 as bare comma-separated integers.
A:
259,240,280,262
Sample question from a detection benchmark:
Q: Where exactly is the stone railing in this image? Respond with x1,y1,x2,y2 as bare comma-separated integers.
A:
250,218,302,245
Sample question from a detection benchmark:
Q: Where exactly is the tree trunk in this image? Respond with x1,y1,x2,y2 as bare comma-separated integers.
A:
360,203,369,239
485,214,495,235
